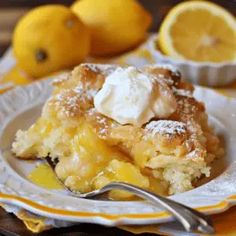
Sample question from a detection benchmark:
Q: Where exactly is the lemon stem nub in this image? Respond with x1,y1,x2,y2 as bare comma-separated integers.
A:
36,49,48,62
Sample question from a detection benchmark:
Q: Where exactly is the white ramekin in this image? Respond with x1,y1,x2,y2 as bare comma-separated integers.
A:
148,35,236,87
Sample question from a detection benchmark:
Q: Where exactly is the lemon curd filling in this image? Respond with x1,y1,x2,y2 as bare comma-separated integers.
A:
28,163,62,190
12,63,222,200
25,119,166,199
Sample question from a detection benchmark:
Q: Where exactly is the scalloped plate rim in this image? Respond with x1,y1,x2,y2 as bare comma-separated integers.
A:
0,79,236,225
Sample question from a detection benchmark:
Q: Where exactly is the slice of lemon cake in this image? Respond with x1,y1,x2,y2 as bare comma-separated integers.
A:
12,63,222,199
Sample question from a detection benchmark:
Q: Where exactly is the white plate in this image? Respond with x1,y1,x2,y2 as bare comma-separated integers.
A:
0,79,236,226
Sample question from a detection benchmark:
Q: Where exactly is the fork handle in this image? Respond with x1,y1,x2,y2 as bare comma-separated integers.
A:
100,182,214,234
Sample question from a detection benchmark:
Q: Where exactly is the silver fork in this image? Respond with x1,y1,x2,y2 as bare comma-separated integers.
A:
45,157,214,234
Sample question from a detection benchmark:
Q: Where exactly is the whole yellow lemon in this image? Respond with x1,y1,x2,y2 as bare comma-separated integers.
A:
71,0,152,56
13,5,90,78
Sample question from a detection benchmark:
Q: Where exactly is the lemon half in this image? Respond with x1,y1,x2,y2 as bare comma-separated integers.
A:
159,1,236,62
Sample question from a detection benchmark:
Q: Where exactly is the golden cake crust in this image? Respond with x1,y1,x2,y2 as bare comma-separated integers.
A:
49,63,208,161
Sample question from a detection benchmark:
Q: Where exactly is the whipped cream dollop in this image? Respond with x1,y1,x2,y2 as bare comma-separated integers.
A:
94,67,177,126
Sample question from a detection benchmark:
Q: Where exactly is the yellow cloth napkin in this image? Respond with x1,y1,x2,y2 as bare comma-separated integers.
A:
2,204,236,235
1,38,236,235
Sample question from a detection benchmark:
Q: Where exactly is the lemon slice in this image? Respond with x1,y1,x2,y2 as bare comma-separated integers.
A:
159,1,236,62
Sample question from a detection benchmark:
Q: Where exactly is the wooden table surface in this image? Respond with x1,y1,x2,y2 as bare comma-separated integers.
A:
0,1,236,235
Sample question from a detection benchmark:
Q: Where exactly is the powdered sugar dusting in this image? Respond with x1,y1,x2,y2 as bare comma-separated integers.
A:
73,85,97,99
145,120,186,136
149,64,180,76
174,88,193,97
81,63,118,75
87,108,110,137
150,72,173,84
52,73,69,85
51,85,96,117
177,98,198,118
53,92,82,117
